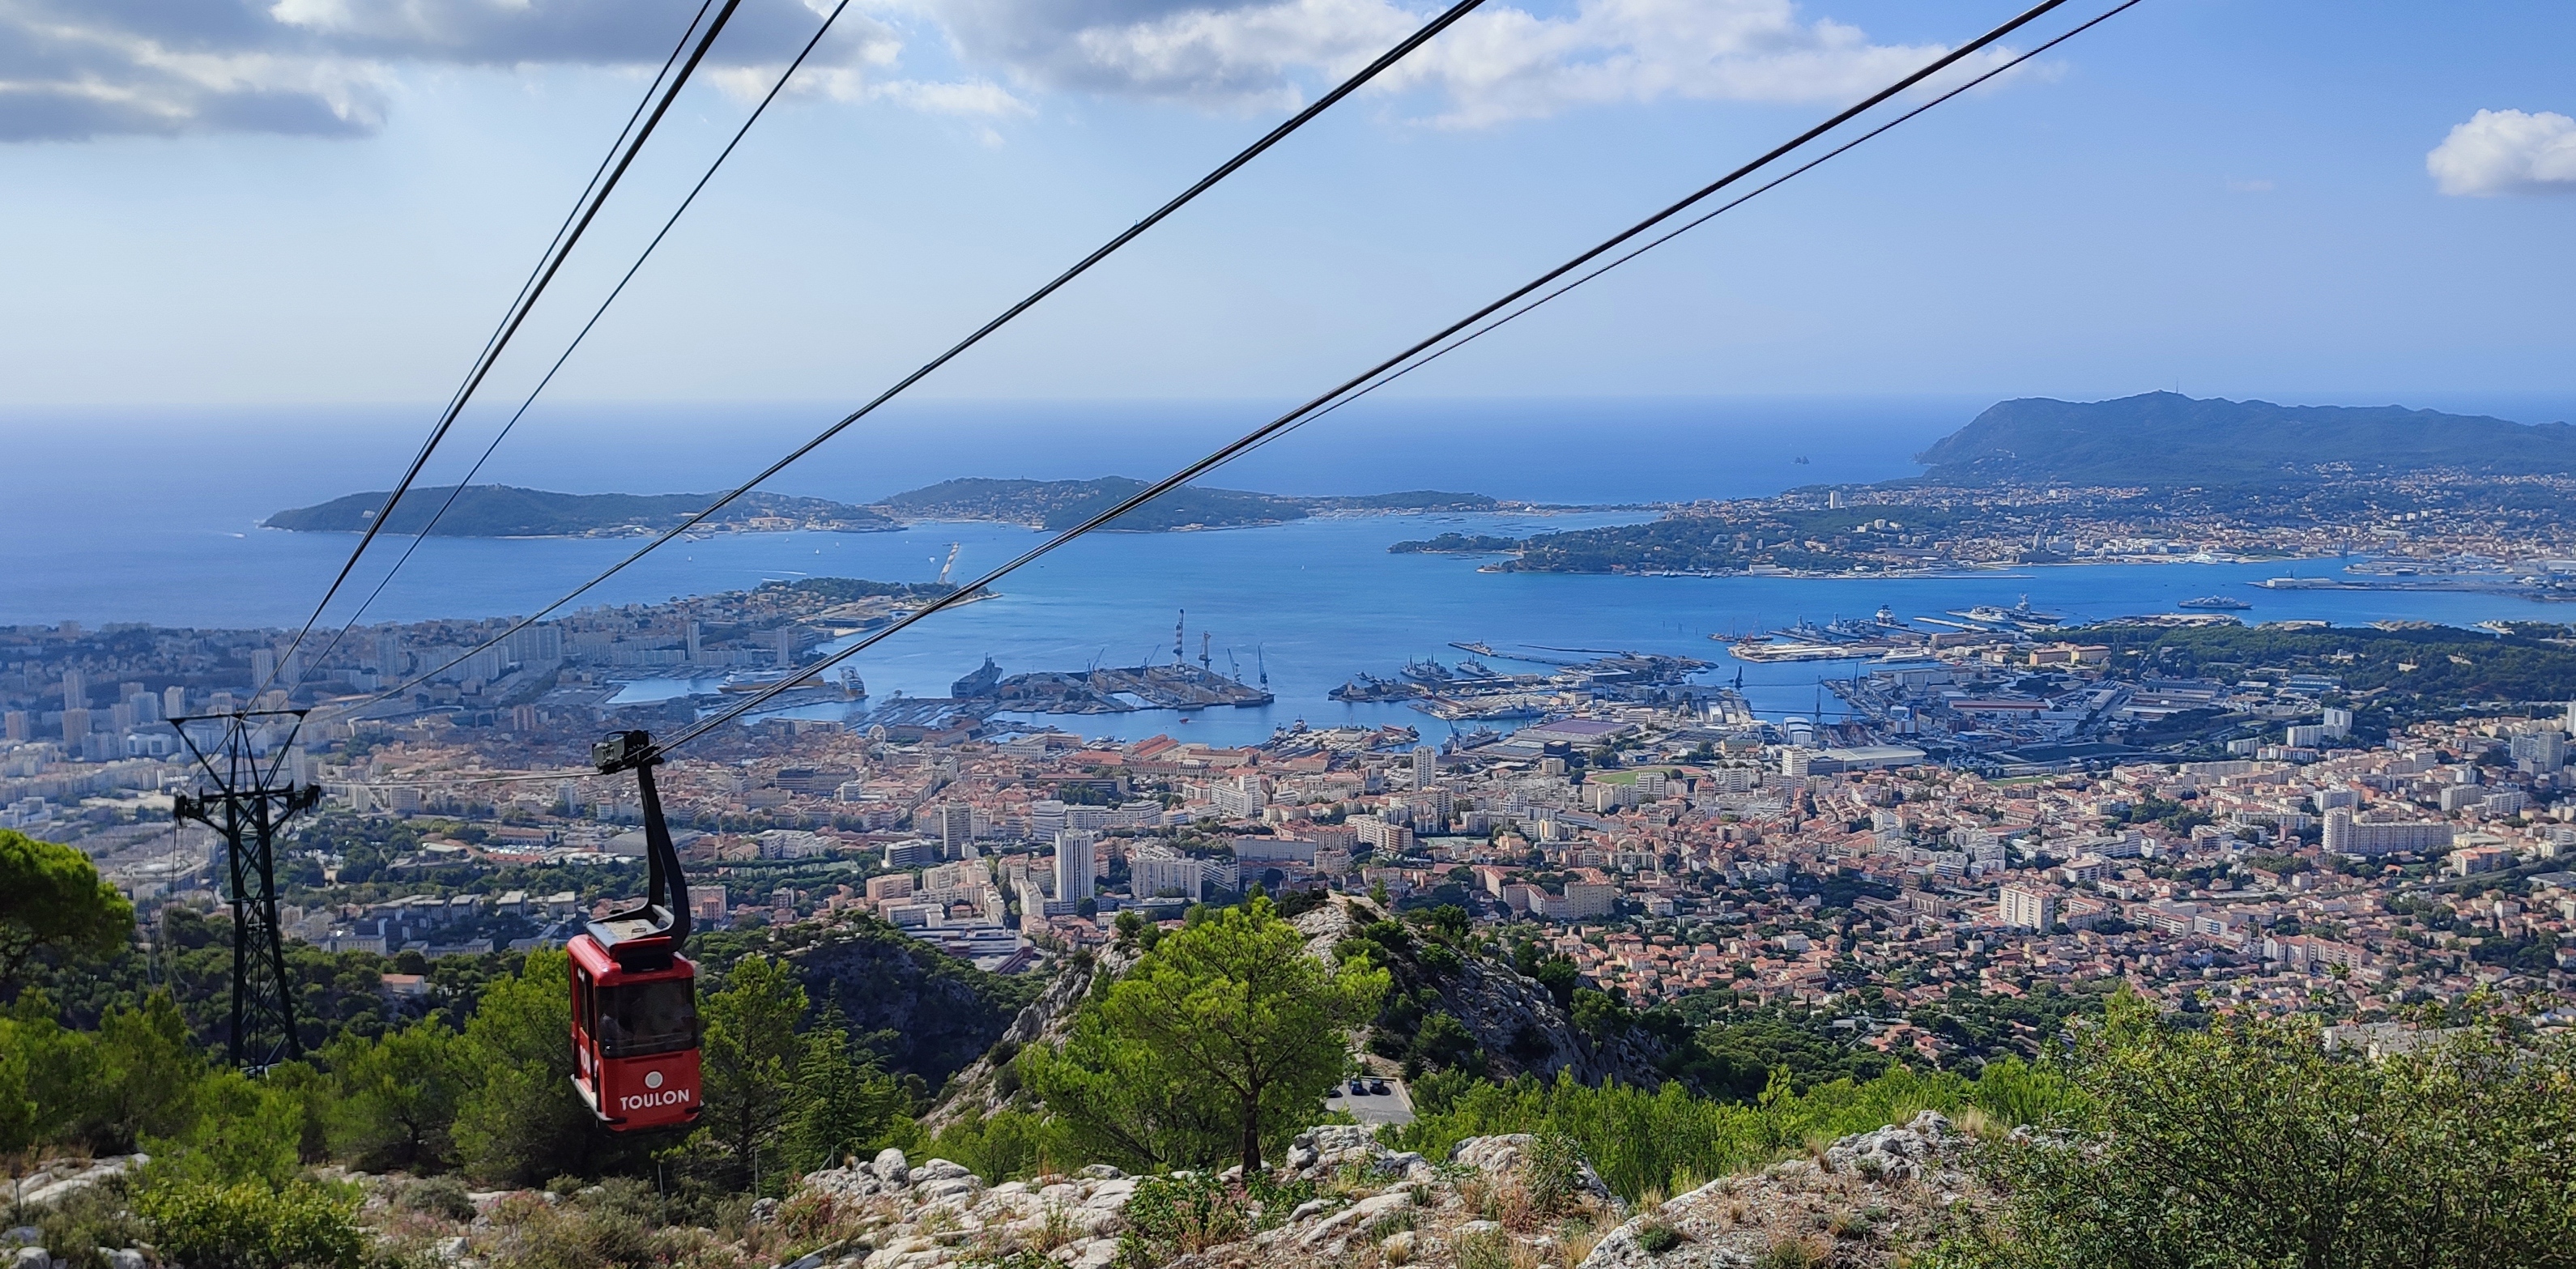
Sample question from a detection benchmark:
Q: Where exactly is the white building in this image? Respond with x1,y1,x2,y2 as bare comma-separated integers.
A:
1999,883,2059,931
1130,843,1203,901
1555,881,1616,919
2322,809,2455,857
1054,830,1096,907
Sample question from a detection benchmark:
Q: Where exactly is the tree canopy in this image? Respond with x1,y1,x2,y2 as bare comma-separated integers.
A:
1026,895,1387,1175
1949,992,2576,1269
0,828,134,987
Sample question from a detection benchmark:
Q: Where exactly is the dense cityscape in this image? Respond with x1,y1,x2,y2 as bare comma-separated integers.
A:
12,577,2570,1058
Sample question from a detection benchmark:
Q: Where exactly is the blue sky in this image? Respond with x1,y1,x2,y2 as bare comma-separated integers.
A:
2,0,2571,415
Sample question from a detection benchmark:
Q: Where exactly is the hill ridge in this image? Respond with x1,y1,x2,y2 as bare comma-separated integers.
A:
1912,390,2576,485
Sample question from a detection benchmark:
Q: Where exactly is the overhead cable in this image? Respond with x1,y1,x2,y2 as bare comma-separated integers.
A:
298,0,860,680
1241,0,2149,459
344,0,1499,714
649,0,2093,758
262,0,747,696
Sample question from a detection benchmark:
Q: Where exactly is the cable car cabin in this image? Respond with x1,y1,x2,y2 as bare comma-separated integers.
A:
570,729,701,1131
568,930,700,1129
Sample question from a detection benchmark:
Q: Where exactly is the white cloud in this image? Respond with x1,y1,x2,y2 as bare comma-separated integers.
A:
2426,108,2576,197
2,0,2020,141
924,0,1998,126
0,0,901,141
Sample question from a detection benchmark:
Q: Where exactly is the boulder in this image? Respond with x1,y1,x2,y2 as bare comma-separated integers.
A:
1822,1110,1959,1182
17,1156,146,1208
870,1148,912,1186
911,1158,974,1185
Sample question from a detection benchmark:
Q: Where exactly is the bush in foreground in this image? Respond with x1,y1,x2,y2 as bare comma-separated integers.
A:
135,1179,366,1269
1940,994,2576,1268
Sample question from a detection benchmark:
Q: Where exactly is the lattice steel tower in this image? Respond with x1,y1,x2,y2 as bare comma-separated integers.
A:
172,709,322,1069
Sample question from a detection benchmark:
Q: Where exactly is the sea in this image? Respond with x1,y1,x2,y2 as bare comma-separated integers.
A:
11,394,2576,747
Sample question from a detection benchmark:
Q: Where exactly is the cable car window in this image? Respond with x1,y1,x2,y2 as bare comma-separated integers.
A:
596,980,697,1057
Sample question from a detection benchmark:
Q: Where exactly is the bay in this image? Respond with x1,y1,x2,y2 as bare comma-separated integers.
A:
9,397,2573,749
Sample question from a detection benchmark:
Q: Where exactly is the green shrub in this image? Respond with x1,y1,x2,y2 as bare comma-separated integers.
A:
1455,1226,1512,1269
1635,1220,1684,1254
1753,1237,1823,1269
1951,994,2576,1268
1245,1173,1315,1231
1523,1132,1585,1220
398,1177,477,1223
32,1183,153,1269
1389,1055,2042,1201
917,1108,1075,1183
1118,1173,1248,1263
136,1179,366,1269
482,1188,669,1269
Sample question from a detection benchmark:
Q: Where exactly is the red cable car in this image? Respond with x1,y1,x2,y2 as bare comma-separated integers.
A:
569,730,703,1132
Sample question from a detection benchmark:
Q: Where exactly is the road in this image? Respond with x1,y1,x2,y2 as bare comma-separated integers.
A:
1323,1079,1415,1128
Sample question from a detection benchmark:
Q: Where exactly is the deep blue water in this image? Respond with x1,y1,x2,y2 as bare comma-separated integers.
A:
8,397,2574,747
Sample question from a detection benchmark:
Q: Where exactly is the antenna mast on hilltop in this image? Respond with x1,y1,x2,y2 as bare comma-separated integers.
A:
170,710,323,1070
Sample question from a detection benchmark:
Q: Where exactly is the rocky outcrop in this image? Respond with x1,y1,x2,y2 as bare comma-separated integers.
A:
922,943,1139,1132
932,893,1667,1135
6,1155,146,1208
299,1111,1980,1269
1578,1112,1977,1269
774,1121,1639,1269
1299,896,1667,1088
789,922,1049,1095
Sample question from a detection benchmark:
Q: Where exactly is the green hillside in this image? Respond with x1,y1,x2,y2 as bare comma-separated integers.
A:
875,477,1498,531
1914,392,2576,485
266,485,894,536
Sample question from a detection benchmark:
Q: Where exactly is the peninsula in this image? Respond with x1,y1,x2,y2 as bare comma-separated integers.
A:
275,479,1514,539
266,485,896,537
1390,392,2576,585
875,477,1503,531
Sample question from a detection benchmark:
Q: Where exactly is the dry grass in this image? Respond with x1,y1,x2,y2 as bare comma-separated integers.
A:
1032,1202,1080,1253
1561,1219,1604,1264
1491,1177,1541,1233
1752,1234,1829,1269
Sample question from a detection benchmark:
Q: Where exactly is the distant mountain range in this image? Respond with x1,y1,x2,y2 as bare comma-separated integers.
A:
265,486,895,537
270,479,1503,538
1913,392,2576,486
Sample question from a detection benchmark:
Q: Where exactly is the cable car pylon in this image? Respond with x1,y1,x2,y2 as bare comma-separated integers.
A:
569,730,703,1131
170,709,323,1071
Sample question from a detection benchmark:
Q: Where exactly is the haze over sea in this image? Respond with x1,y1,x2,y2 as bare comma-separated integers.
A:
13,393,2576,746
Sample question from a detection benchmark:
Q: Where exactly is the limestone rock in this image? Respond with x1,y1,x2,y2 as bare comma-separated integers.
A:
15,1156,146,1208
871,1148,913,1185
1822,1111,1958,1182
1579,1111,1974,1269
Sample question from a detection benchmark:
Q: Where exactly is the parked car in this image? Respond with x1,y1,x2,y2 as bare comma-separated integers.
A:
1369,1079,1391,1097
